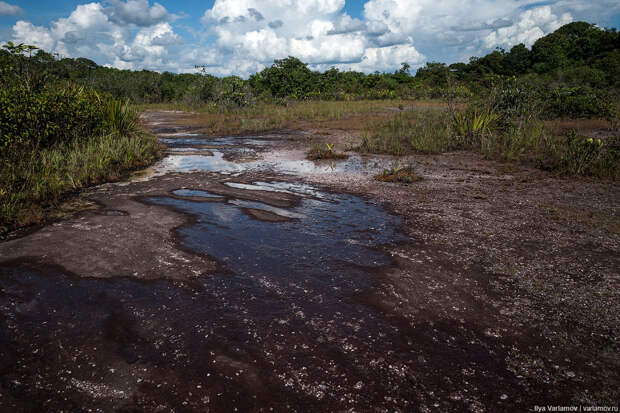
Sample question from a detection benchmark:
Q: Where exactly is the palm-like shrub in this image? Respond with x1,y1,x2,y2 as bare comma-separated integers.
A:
104,98,140,137
451,108,498,148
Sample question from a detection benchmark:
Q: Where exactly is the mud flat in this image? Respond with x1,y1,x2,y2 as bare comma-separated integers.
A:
0,110,618,412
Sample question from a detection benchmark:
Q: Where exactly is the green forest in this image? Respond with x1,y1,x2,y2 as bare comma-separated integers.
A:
2,21,619,113
1,21,619,230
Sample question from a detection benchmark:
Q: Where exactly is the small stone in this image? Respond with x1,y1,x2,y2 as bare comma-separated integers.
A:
500,394,508,400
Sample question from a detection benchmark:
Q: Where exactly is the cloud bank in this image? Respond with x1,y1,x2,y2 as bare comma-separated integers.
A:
6,0,620,75
10,1,181,71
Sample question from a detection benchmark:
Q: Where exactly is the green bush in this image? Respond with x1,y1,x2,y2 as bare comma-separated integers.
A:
0,84,105,155
194,74,253,108
543,87,612,118
490,77,542,122
561,130,603,174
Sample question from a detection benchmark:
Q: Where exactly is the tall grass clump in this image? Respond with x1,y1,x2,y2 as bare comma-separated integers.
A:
479,119,554,162
360,108,453,155
491,125,618,178
451,107,498,148
1,133,160,228
105,98,140,137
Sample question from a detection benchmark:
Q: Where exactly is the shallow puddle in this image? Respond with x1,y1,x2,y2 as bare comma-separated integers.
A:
263,155,374,174
147,184,405,269
161,136,276,147
0,183,428,410
0,116,416,410
224,181,329,199
158,151,248,174
156,150,380,176
172,189,224,198
138,118,392,180
227,199,305,219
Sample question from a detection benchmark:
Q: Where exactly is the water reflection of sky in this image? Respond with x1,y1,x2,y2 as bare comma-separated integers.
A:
156,150,385,176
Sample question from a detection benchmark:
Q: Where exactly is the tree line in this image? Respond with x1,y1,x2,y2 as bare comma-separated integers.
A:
1,21,618,116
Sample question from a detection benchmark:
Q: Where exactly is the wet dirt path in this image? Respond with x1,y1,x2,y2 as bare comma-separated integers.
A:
0,111,559,412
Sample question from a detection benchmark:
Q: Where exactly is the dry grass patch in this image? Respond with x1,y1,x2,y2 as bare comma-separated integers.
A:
136,100,446,136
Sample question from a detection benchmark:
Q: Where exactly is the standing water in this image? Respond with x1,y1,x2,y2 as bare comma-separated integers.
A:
0,112,478,412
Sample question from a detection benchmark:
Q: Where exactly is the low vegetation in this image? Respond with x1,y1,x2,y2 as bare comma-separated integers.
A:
1,133,160,228
306,143,349,160
135,99,410,136
362,108,618,179
374,162,421,183
0,43,161,232
358,77,619,179
359,109,454,155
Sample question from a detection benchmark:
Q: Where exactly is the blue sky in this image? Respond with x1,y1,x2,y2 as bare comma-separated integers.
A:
1,0,618,76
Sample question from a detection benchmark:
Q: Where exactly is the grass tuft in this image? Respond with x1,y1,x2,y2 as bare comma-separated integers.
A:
359,109,454,155
374,161,421,183
451,107,498,148
306,143,349,160
1,133,161,230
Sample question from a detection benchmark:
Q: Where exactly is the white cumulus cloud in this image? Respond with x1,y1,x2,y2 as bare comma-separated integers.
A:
105,0,171,27
8,1,183,72
0,1,21,16
12,21,55,51
195,0,426,75
351,44,424,72
483,6,573,49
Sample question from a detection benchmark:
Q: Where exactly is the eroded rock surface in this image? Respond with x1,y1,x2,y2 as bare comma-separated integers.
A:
0,110,618,412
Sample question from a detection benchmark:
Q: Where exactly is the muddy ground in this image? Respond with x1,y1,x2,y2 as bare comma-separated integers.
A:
0,110,618,412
